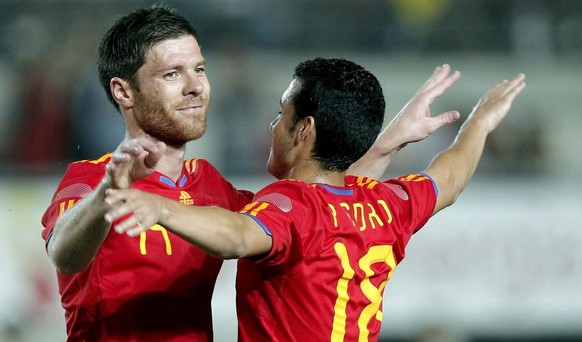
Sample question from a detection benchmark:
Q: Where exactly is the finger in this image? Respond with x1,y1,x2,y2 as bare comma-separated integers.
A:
104,206,132,223
113,214,141,234
117,141,144,156
504,78,526,101
429,64,449,82
104,188,124,203
103,194,127,212
506,74,526,94
140,140,164,154
424,70,461,98
104,194,135,222
110,151,132,164
133,137,161,151
143,142,166,169
105,162,116,174
122,138,164,162
494,78,525,100
431,64,450,81
126,224,148,237
113,213,150,236
420,111,461,136
435,110,461,126
490,73,525,98
418,64,451,92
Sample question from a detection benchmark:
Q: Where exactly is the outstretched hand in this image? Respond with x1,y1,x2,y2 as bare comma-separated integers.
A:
382,64,462,147
105,138,166,189
347,64,462,179
467,73,526,133
423,73,526,215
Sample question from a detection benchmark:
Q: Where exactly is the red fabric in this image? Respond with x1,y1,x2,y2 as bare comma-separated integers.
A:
41,155,253,341
235,174,436,342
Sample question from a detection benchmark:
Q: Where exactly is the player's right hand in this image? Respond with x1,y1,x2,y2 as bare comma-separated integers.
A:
105,138,166,189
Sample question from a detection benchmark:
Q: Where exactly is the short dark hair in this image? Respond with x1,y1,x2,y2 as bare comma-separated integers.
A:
292,57,385,172
97,5,199,109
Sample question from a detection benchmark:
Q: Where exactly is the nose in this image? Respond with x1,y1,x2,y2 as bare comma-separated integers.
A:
185,74,205,96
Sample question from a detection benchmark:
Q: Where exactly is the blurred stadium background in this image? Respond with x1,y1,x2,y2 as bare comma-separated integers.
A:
1,0,581,341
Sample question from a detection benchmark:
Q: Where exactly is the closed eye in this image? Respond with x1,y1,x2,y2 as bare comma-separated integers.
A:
270,112,282,131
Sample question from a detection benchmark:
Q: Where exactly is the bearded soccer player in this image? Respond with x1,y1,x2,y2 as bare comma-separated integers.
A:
104,57,525,341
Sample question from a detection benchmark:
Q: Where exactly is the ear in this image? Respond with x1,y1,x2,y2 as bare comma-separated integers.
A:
111,77,135,109
294,116,316,145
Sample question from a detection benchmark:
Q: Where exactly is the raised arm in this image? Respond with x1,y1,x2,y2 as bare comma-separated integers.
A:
103,189,272,260
47,139,164,274
424,74,526,214
348,64,461,178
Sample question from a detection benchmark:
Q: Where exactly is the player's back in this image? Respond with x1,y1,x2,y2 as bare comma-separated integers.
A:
236,174,437,341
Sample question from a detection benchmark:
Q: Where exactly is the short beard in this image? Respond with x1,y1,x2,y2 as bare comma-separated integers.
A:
133,91,207,147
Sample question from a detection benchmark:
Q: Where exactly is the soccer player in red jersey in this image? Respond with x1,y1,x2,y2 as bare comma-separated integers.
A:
41,6,462,341
105,57,525,341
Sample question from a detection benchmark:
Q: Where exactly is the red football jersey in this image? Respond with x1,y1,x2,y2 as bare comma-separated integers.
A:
235,174,437,342
41,154,253,341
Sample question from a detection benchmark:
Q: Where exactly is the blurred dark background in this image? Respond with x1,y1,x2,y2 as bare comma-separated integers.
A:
1,0,580,177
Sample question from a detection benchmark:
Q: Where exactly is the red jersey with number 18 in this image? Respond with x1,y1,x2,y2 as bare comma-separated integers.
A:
236,174,437,342
41,154,253,342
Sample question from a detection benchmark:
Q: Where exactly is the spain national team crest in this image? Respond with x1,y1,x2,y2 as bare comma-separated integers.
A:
179,191,194,205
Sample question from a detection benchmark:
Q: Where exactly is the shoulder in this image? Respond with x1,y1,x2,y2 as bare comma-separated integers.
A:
47,155,111,206
184,158,234,187
256,179,312,197
250,180,314,213
184,158,222,176
347,174,436,196
62,153,111,178
388,173,437,196
68,153,111,171
72,153,112,166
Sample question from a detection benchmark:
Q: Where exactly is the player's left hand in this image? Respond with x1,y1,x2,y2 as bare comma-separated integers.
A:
104,188,164,236
383,64,461,148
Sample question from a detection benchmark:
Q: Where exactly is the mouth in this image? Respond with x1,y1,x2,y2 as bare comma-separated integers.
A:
176,105,204,116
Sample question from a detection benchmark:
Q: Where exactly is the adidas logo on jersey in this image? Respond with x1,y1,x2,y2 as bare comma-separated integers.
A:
179,191,194,205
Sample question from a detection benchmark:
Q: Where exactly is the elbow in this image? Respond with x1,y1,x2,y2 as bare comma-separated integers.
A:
47,243,89,275
212,240,248,260
431,172,466,214
55,264,85,275
50,257,88,275
448,190,462,206
214,252,241,260
206,233,256,260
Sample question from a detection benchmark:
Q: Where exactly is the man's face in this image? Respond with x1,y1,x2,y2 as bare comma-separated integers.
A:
133,35,211,146
266,79,300,179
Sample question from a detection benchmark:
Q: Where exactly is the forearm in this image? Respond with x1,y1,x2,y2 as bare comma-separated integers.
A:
347,126,406,178
424,119,489,213
424,73,525,214
47,181,112,274
160,200,268,259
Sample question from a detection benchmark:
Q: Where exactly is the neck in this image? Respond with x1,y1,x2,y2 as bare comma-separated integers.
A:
155,144,186,181
287,160,346,186
124,132,187,182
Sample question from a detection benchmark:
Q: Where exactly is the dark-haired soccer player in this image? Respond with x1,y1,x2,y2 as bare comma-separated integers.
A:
104,57,525,341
